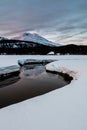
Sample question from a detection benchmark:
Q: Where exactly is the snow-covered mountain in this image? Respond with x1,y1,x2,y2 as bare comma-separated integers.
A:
0,37,8,40
13,32,60,47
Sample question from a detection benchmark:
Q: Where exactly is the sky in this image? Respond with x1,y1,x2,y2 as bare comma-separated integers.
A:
0,0,87,45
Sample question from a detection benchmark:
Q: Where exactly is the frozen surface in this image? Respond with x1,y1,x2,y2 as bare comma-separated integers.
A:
0,55,87,130
0,55,87,68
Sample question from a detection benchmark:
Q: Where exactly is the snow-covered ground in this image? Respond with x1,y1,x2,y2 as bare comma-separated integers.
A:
0,55,87,68
0,55,87,130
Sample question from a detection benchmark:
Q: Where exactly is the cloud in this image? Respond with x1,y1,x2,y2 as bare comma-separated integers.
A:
0,0,87,45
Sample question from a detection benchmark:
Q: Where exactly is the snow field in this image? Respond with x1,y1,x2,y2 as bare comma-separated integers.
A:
0,55,87,130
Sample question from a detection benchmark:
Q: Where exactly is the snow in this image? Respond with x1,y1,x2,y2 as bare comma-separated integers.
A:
0,37,8,40
0,55,87,130
0,65,19,76
47,51,55,55
14,32,60,47
0,55,87,68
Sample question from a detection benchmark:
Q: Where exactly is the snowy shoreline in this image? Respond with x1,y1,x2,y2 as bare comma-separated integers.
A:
46,69,73,82
0,55,87,130
46,60,78,80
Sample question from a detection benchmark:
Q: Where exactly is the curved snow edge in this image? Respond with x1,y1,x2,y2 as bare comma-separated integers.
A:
45,61,78,82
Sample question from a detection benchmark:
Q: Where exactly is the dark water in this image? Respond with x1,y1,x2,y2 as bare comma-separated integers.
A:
0,64,68,108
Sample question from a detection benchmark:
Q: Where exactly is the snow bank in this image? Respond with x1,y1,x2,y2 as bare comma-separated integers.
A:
0,65,20,78
0,55,87,130
0,55,87,68
46,60,78,80
18,59,55,66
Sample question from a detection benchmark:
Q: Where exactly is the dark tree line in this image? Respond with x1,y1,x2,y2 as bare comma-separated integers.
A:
0,39,87,55
0,39,51,54
52,44,87,55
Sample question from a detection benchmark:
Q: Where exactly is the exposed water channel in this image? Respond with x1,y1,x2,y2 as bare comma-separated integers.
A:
0,63,69,108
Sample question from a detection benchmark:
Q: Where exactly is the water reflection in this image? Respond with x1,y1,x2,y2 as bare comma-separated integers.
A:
0,64,68,108
0,76,20,88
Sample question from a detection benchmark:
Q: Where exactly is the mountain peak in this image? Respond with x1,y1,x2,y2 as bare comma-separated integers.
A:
23,32,43,40
14,32,60,47
23,32,39,37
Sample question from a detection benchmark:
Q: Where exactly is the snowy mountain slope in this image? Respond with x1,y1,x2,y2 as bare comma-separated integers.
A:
0,37,8,40
14,32,60,47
